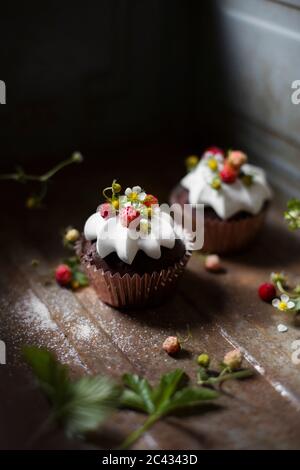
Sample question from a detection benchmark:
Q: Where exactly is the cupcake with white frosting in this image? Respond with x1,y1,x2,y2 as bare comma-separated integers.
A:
77,181,192,308
170,147,272,254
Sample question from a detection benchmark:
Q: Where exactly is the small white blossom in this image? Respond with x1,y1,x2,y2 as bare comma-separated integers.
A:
125,186,146,202
272,294,295,312
132,186,142,193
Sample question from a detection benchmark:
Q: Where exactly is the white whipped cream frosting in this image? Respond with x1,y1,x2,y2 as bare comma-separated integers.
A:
181,151,272,220
84,209,177,265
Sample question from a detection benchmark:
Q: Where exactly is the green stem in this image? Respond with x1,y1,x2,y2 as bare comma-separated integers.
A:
0,173,22,181
0,153,82,184
206,369,253,385
119,413,160,450
277,281,299,299
40,155,79,181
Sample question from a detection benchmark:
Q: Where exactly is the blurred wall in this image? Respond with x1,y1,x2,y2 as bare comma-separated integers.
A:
0,0,224,167
215,0,300,198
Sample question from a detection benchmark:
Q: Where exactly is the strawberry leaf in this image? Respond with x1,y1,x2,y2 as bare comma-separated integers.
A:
24,347,120,437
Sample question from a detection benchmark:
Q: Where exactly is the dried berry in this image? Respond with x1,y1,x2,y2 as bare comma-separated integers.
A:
205,254,222,272
162,336,181,355
223,349,242,370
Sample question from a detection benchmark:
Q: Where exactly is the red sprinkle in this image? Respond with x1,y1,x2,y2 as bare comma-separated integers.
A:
55,264,72,286
119,206,140,227
258,283,276,302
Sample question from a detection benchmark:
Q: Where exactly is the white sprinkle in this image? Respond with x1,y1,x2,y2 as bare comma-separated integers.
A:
277,324,288,333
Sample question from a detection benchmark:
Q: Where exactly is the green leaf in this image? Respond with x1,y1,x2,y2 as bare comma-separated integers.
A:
61,376,120,437
23,347,120,437
284,199,300,230
23,346,69,406
294,299,300,312
122,374,155,414
120,389,149,413
64,256,80,269
122,369,218,419
152,369,185,411
162,387,219,415
120,369,219,449
73,270,89,287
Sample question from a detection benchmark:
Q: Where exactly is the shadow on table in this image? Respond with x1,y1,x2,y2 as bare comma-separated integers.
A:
117,269,228,328
224,217,300,269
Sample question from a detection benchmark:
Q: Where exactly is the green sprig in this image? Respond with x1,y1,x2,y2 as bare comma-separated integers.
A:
284,199,300,231
119,369,219,449
23,347,120,438
197,365,253,386
64,256,89,288
0,152,83,209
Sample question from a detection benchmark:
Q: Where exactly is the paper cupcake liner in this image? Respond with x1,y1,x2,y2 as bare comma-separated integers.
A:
202,208,267,254
77,231,192,309
169,185,268,254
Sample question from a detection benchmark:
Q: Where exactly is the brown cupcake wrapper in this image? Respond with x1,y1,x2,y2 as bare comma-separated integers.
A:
77,239,191,308
202,208,267,254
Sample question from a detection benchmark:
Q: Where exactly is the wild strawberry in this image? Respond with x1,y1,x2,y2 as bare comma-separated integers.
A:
220,164,237,184
258,283,276,302
99,202,114,219
162,336,181,355
119,206,140,227
205,254,222,272
55,264,72,286
143,194,158,208
223,349,242,370
227,150,247,170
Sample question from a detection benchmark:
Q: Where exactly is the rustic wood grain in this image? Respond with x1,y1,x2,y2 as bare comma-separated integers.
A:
1,157,300,449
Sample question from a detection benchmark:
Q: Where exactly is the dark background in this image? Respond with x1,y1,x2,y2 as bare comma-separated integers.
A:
0,1,230,170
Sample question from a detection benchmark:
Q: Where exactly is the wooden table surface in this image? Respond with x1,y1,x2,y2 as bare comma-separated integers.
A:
1,148,300,450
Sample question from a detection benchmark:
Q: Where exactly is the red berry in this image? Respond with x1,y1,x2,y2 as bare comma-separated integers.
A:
206,146,224,156
220,164,237,184
258,283,276,302
99,202,114,219
119,206,140,227
143,194,158,207
55,264,72,286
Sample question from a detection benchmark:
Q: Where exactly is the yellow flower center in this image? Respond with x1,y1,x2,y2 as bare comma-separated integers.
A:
279,301,288,311
129,192,138,201
207,158,218,171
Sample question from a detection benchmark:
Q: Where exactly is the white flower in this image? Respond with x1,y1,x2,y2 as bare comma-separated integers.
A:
125,186,146,202
272,294,295,312
132,185,141,193
202,151,224,163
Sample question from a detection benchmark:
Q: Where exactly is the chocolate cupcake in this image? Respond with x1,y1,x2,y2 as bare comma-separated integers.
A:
170,147,272,254
77,181,192,308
